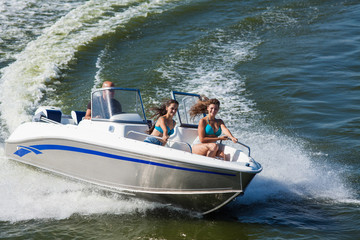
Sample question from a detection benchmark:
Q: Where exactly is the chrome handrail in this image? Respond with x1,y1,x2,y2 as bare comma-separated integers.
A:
236,141,251,157
219,138,251,157
126,130,192,153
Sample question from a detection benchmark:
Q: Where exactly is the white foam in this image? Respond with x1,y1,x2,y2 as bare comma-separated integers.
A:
261,7,298,27
156,30,356,205
93,47,109,91
0,0,355,222
0,0,188,222
238,128,355,204
0,0,183,134
0,154,161,222
0,0,83,63
156,31,260,128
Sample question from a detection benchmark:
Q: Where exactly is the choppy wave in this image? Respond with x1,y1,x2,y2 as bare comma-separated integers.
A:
241,128,355,205
156,27,356,206
94,45,110,91
0,0,83,64
0,159,160,222
156,30,260,123
0,0,182,134
0,0,357,223
0,0,185,222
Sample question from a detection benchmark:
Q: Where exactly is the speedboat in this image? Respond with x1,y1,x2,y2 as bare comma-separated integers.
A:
5,88,262,214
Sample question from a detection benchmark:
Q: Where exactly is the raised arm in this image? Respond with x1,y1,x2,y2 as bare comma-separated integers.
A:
157,117,170,143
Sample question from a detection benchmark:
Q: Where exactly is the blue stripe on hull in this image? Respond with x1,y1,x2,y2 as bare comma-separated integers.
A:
15,144,236,177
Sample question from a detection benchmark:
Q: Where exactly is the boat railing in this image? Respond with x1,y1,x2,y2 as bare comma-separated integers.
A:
235,141,251,157
219,139,251,157
126,130,192,153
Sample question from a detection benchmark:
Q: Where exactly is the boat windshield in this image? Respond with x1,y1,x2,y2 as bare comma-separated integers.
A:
171,91,205,128
91,88,147,123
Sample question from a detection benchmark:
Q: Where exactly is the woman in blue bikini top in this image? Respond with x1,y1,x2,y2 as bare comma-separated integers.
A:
204,116,222,136
190,97,238,160
144,99,179,146
154,120,175,136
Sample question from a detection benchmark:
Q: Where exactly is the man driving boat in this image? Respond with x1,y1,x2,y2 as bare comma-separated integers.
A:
84,81,122,119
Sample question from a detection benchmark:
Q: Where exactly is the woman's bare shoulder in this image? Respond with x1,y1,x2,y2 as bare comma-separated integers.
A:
199,117,207,124
156,116,165,125
217,118,225,125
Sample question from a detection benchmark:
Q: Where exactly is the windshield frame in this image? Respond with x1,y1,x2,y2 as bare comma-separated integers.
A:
91,87,147,124
171,91,205,128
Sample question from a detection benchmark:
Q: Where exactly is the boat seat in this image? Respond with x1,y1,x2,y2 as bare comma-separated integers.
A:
167,141,192,153
46,110,62,123
33,106,63,123
71,111,86,125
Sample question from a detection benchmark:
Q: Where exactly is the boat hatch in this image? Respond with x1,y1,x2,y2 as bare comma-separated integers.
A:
171,91,205,128
91,88,147,124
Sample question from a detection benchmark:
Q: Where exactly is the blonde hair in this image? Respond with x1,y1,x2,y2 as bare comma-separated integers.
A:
189,97,220,118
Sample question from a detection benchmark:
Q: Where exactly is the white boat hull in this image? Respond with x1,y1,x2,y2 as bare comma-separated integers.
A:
6,121,260,214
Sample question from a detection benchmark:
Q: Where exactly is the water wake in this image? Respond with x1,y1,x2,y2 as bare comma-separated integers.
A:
0,0,356,222
156,28,355,206
0,0,181,134
0,0,184,222
0,147,162,222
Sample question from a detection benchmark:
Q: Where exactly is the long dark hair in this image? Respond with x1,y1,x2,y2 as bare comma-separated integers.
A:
147,99,179,134
189,97,220,119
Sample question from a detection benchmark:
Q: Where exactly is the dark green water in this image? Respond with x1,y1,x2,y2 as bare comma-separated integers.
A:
0,0,359,239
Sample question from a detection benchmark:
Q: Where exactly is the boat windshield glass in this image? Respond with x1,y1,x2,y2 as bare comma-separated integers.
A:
171,91,204,128
91,88,147,123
